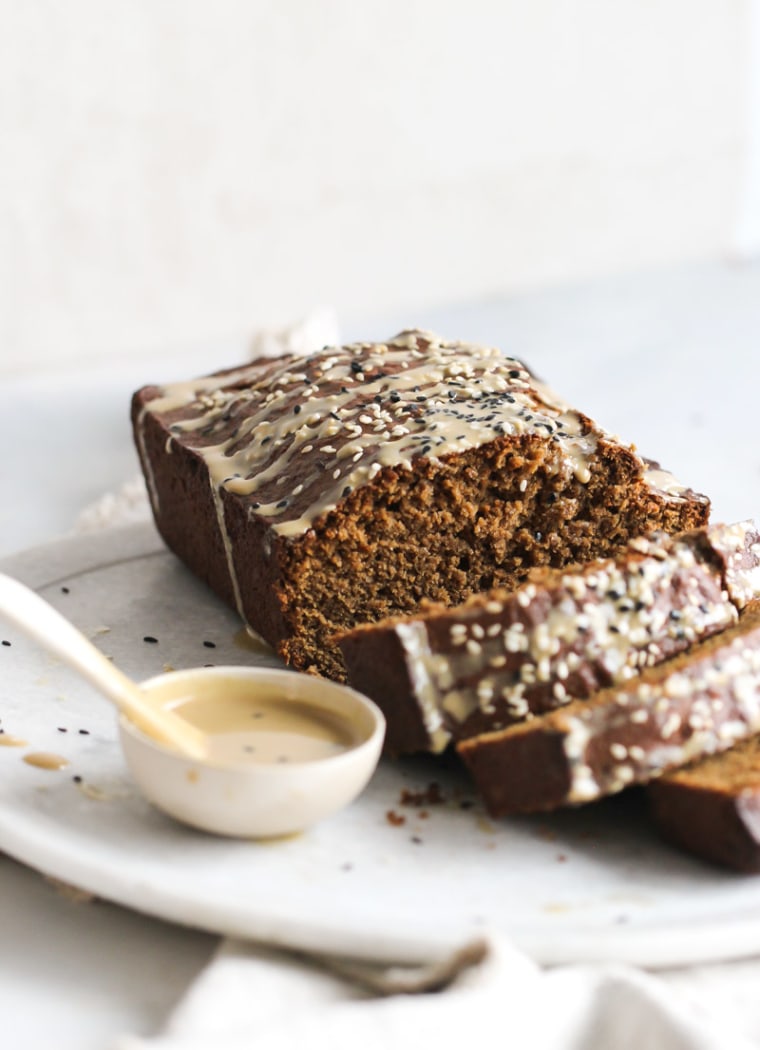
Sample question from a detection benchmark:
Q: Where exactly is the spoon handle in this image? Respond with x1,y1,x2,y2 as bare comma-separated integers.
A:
0,573,206,758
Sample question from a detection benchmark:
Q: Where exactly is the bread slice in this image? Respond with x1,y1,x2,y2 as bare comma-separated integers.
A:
648,737,760,872
457,603,760,816
132,330,708,680
337,522,760,755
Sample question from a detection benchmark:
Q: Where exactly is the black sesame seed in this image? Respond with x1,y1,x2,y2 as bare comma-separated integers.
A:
276,499,289,509
669,610,682,621
251,502,261,509
57,727,67,733
390,391,401,403
1,640,10,647
203,640,216,649
350,361,363,374
79,729,90,736
61,586,70,595
143,636,158,644
342,486,351,498
411,836,423,845
607,590,623,601
329,411,340,420
534,531,543,542
509,369,521,378
72,775,82,784
609,625,620,634
261,436,271,445
546,493,558,504
293,403,302,415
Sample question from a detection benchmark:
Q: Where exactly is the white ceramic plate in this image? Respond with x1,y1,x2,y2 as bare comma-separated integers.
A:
2,524,760,968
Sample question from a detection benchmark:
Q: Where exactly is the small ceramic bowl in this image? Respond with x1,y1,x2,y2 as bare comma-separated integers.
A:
119,666,385,838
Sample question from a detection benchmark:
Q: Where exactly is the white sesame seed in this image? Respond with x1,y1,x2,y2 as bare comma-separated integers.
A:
661,714,681,739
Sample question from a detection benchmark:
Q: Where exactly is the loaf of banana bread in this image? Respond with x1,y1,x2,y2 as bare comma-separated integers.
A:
132,331,709,680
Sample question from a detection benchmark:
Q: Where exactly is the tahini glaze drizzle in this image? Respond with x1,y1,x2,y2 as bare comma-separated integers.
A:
137,331,703,618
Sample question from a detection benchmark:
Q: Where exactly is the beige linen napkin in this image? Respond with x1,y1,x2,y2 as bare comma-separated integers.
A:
118,935,759,1050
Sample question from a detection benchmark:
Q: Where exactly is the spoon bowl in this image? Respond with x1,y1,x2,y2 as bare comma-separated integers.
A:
0,572,385,838
120,666,385,838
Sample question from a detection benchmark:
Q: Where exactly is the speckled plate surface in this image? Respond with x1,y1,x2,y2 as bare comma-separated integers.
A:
3,524,760,967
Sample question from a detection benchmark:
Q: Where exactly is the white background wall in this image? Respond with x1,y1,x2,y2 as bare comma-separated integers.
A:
0,0,756,374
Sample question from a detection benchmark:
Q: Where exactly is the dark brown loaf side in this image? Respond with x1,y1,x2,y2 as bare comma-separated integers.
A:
457,603,760,816
648,737,760,872
132,331,709,680
338,522,760,755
